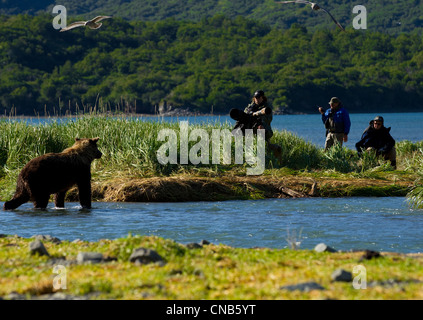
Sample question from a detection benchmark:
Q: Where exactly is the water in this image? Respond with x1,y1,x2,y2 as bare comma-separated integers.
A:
1,197,422,253
14,112,423,149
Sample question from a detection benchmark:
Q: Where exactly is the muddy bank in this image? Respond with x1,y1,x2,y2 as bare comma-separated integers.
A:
66,175,413,202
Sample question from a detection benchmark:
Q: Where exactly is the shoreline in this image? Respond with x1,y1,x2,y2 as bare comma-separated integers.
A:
1,110,421,120
64,174,413,203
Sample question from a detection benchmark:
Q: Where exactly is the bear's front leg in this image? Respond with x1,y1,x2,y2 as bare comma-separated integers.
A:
4,194,30,210
54,191,67,208
3,184,30,210
77,181,92,209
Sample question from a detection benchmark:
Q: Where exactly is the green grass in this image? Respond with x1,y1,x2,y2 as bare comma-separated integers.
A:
1,235,422,300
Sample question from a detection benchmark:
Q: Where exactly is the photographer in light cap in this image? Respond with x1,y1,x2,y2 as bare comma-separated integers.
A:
318,97,351,151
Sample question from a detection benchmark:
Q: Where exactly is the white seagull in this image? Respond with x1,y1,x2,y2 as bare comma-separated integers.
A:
60,16,112,32
276,1,345,31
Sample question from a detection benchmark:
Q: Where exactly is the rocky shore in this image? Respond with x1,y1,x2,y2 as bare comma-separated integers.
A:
1,233,422,300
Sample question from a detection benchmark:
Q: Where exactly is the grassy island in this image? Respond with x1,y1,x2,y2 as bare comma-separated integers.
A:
0,115,422,205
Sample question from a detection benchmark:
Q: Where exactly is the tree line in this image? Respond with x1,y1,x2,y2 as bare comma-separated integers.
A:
3,0,423,34
1,14,423,116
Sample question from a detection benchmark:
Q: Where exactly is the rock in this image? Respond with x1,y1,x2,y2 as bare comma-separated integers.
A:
102,255,118,262
314,243,337,253
368,278,422,288
31,235,61,244
47,258,76,267
29,240,50,257
5,292,26,300
200,240,211,246
76,252,103,264
186,242,202,249
129,248,164,265
331,269,353,282
359,250,381,261
37,292,89,300
280,282,325,292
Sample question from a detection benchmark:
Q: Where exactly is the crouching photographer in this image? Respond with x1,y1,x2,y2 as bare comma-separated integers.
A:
355,116,397,169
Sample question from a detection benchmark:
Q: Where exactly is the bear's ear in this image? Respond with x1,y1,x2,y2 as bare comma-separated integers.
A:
91,137,100,143
75,138,80,141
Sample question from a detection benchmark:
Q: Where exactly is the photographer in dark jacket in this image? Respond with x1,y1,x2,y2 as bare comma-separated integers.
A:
355,116,397,169
230,90,282,164
230,90,273,141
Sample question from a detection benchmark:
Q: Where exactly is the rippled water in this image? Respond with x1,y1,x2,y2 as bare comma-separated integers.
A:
1,197,422,253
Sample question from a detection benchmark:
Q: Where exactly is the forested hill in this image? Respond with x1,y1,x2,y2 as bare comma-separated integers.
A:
2,0,423,34
1,14,423,116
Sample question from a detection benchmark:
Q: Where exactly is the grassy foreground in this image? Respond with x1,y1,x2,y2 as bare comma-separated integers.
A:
1,234,423,300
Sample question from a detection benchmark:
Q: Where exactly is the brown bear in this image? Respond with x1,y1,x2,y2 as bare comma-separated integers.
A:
3,137,102,210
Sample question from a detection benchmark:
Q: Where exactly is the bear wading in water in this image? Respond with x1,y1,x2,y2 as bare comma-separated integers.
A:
3,137,102,210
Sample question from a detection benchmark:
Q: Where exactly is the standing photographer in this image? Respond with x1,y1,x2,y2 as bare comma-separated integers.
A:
318,97,351,151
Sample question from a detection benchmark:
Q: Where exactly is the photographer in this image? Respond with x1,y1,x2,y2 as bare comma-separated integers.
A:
355,116,396,169
230,90,282,164
230,90,273,141
318,97,351,151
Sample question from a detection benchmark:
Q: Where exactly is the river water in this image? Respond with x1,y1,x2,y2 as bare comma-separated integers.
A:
1,197,422,253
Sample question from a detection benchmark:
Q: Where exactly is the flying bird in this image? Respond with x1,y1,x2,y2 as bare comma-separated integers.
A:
276,1,345,31
60,16,112,32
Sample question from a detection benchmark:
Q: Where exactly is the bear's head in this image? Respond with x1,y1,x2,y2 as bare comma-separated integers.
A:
72,137,102,160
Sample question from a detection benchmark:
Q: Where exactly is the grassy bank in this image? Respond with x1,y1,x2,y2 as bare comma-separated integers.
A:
0,115,422,205
1,234,422,300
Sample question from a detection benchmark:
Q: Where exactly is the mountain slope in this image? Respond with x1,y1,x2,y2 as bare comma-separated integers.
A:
2,0,423,34
1,14,423,115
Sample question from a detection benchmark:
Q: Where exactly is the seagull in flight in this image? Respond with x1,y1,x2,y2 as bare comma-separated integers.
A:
60,16,112,32
276,1,345,31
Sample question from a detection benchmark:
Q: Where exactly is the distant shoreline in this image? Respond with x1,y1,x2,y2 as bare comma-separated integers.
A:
1,110,423,120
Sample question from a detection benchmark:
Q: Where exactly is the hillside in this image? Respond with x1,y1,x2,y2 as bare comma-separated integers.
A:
1,14,423,115
2,0,423,34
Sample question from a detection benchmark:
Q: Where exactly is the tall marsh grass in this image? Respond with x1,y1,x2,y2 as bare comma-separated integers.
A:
0,116,422,200
320,144,358,173
1,116,421,175
272,130,321,170
397,140,423,209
